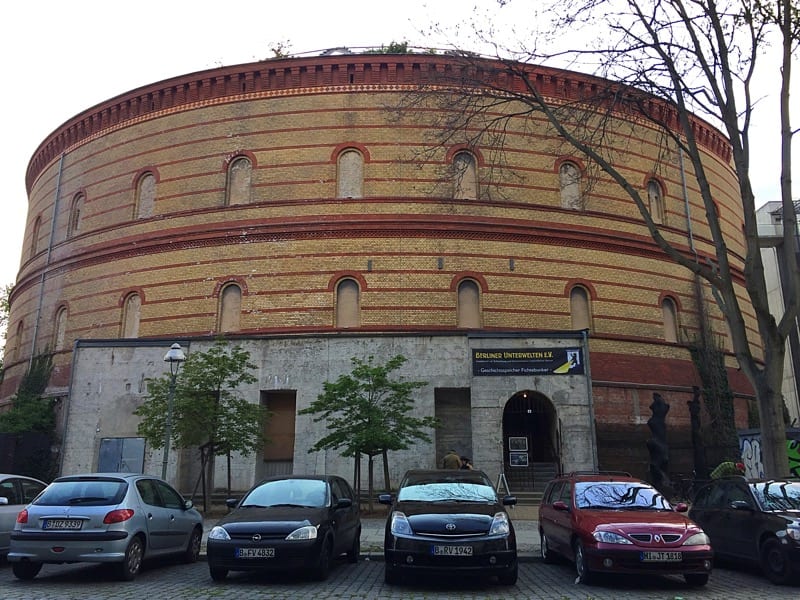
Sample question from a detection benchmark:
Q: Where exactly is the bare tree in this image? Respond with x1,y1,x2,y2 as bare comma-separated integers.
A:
408,0,797,476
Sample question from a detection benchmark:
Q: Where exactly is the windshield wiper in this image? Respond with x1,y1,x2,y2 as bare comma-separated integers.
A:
267,503,305,508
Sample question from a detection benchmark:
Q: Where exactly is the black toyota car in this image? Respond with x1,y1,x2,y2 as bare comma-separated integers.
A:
378,469,518,585
206,474,361,581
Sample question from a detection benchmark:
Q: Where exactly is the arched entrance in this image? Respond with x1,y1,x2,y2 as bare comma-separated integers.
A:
502,391,559,492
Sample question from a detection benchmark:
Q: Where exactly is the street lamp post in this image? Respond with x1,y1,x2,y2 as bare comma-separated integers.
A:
161,343,186,480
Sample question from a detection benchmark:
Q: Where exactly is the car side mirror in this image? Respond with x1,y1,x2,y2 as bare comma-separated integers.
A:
183,499,194,510
502,495,517,506
730,500,753,511
553,500,569,512
225,498,240,510
335,497,353,509
674,502,688,513
378,493,394,505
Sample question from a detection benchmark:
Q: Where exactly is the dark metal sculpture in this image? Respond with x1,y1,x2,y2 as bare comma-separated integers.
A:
647,392,672,494
688,386,708,484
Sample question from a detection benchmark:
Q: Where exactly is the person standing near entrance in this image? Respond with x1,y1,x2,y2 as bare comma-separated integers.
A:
442,449,461,469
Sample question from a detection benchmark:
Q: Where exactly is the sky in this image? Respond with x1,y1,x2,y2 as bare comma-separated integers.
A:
1,1,796,292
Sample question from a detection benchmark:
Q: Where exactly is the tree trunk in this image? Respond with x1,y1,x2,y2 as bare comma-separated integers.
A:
753,359,790,477
367,453,374,513
382,448,390,492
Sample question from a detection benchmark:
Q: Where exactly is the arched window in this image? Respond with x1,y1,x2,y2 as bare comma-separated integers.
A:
135,172,156,219
11,320,24,362
54,306,68,350
121,293,141,338
226,157,252,206
559,162,582,210
457,279,481,328
337,149,364,199
30,215,42,258
570,286,592,331
68,193,83,238
219,283,242,332
453,151,478,200
647,179,664,224
662,297,679,343
336,278,360,328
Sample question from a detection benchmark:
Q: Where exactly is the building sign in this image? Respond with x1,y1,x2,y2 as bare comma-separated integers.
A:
472,348,584,376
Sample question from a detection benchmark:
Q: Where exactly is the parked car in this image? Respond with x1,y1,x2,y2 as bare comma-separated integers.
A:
538,471,713,586
206,474,361,581
8,473,202,580
1,474,47,558
378,469,518,586
689,476,800,584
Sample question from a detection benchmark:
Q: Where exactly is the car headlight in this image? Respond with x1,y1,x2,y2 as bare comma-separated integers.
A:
208,526,231,541
592,531,632,544
683,532,710,546
390,511,413,536
286,525,318,540
489,512,510,536
785,527,800,542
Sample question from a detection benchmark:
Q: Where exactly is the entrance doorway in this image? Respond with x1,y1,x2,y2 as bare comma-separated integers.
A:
502,391,558,492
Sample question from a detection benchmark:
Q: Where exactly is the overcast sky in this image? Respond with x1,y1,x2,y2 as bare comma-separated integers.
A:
2,0,796,292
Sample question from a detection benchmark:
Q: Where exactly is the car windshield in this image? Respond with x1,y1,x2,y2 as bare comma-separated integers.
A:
397,474,497,503
241,479,328,508
575,481,672,511
34,479,127,506
752,481,800,511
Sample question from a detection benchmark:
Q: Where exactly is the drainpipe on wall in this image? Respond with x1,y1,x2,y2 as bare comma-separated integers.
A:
29,153,65,369
582,328,599,470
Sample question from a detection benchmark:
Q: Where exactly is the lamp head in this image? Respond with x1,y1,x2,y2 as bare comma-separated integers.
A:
163,343,186,374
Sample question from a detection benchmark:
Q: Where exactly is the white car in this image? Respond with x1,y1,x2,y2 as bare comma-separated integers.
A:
0,473,47,557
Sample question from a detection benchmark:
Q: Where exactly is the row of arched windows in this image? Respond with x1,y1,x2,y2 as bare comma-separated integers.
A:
7,283,683,361
28,149,670,259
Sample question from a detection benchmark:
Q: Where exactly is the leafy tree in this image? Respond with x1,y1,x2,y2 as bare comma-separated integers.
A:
0,352,56,482
299,355,436,511
413,0,798,476
134,340,267,503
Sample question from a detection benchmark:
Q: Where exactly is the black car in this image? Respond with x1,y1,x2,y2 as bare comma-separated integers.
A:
689,477,800,584
206,474,361,581
378,469,518,585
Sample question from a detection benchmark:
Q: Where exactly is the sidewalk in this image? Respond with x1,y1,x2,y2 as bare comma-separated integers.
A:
200,508,541,559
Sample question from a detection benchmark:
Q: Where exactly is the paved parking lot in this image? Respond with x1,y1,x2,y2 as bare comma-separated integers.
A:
1,555,798,599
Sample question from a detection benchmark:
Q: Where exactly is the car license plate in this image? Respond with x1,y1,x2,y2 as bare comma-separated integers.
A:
640,551,682,562
432,545,473,556
42,519,83,530
236,547,275,559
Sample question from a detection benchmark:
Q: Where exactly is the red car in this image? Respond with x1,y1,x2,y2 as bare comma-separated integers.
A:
538,472,713,586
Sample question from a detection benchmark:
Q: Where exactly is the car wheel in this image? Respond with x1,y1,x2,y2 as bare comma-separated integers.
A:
346,528,361,563
209,566,228,581
116,536,144,581
540,530,555,564
574,540,593,585
384,563,401,585
12,561,42,580
684,573,709,586
761,537,794,585
312,536,333,581
498,562,518,585
183,527,202,563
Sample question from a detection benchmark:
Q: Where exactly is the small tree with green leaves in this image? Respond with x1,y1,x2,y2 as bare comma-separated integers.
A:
299,354,436,511
134,340,267,506
0,352,56,482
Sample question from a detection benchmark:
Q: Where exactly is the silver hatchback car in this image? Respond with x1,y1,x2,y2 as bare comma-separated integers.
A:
8,473,203,581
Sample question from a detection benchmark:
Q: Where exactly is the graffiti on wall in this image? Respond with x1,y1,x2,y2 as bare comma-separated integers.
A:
738,429,800,479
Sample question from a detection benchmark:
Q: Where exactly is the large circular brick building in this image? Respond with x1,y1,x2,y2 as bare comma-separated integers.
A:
3,52,754,492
